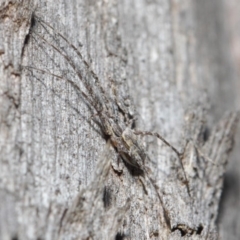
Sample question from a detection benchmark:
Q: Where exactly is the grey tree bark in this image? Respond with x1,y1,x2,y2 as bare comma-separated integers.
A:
0,0,239,240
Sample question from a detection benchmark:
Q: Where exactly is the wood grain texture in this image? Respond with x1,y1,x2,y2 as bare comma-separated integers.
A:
0,0,238,239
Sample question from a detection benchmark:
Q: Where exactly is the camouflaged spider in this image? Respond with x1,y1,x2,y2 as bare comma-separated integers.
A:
24,16,187,198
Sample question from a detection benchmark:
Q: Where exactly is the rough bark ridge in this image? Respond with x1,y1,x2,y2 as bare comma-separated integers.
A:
0,0,238,239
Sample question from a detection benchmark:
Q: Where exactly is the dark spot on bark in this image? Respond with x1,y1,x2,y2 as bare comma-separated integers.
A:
203,126,210,142
31,13,37,28
208,201,213,207
12,236,18,240
103,186,111,208
115,232,125,240
172,224,193,236
150,230,159,237
174,227,188,236
172,223,204,236
196,224,203,235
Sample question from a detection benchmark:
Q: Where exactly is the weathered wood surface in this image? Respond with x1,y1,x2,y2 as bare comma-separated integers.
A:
0,0,239,239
